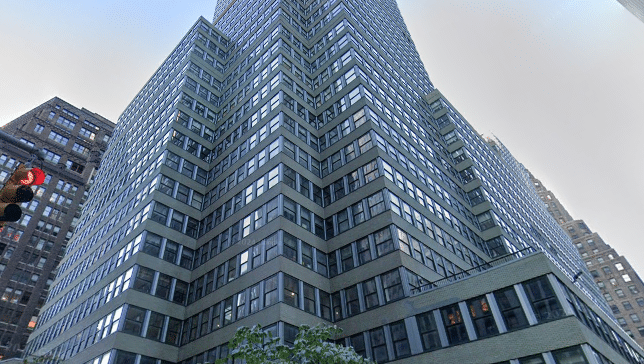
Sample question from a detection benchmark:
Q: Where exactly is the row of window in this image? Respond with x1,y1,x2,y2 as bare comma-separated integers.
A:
85,349,170,364
36,303,182,362
164,150,208,185
202,117,281,201
389,190,486,265
381,159,487,257
157,174,204,210
58,165,162,286
198,129,373,237
369,111,466,214
177,275,579,364
493,346,597,364
200,107,371,213
561,281,643,364
71,135,165,249
40,231,146,330
36,262,191,355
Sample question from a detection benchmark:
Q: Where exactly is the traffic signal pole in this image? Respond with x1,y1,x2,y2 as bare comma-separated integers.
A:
0,129,46,165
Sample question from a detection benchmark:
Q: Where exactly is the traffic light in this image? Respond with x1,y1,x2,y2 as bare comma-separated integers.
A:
0,165,45,223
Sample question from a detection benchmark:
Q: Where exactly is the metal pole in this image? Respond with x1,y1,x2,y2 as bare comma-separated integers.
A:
0,129,46,161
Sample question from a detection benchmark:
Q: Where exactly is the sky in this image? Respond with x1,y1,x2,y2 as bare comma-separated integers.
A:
0,1,642,275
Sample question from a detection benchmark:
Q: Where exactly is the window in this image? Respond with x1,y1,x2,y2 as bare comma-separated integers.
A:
316,251,328,277
370,327,388,363
390,321,411,359
523,277,563,322
283,275,299,307
303,283,316,314
264,275,278,307
34,124,44,133
368,191,385,216
623,301,633,310
609,278,617,286
223,297,233,326
350,333,366,357
146,312,164,341
374,227,393,256
356,237,372,265
79,127,96,140
628,285,639,294
72,143,89,155
615,289,625,298
441,304,469,345
494,286,529,331
622,274,632,283
48,131,69,145
163,240,178,264
362,278,379,309
340,245,354,272
151,203,169,224
637,297,644,307
631,313,641,323
283,233,297,262
114,351,136,364
517,354,545,364
615,263,624,271
382,269,404,302
236,291,246,319
155,273,172,300
467,296,498,338
417,311,441,351
122,306,146,336
43,149,61,163
173,281,188,304
283,198,296,222
142,233,162,257
320,291,331,320
345,285,360,317
65,160,85,174
165,317,181,345
249,284,260,314
133,267,154,293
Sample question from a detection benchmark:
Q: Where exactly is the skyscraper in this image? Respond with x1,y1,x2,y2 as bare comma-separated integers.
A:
25,1,644,363
616,0,644,23
530,172,644,348
0,97,114,359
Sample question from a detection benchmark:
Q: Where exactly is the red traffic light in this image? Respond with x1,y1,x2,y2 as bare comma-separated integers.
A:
16,167,45,186
0,165,44,224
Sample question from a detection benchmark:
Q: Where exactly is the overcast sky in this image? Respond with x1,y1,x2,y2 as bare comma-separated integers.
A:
1,1,642,275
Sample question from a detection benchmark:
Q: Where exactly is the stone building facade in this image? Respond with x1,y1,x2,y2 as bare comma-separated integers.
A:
0,97,114,358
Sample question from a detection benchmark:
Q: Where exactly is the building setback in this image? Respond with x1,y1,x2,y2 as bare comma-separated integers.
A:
0,97,114,359
531,173,644,349
25,1,644,363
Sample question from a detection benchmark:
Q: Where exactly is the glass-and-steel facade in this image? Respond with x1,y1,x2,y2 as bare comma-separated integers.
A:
25,0,644,363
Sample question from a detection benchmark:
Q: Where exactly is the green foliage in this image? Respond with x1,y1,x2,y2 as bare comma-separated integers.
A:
214,324,374,364
22,354,62,364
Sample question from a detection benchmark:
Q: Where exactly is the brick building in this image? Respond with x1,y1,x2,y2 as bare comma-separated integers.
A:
0,97,114,358
531,172,644,348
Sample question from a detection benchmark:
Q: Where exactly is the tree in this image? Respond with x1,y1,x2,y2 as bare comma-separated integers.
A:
22,354,62,364
215,324,374,364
